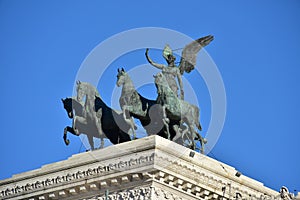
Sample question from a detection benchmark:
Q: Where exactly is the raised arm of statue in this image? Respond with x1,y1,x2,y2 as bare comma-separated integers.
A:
145,48,165,70
176,69,184,100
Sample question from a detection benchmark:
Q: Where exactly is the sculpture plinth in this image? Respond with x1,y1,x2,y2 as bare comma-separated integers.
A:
0,136,279,200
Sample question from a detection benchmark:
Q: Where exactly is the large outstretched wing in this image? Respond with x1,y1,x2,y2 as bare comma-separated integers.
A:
179,35,214,75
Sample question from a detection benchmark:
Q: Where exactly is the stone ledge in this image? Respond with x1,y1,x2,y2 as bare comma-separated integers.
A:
0,135,279,200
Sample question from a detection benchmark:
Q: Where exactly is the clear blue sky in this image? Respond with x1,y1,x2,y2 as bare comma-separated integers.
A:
0,0,299,193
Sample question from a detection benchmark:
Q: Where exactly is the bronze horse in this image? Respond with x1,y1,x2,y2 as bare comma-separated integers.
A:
154,72,206,152
62,81,131,150
116,68,180,141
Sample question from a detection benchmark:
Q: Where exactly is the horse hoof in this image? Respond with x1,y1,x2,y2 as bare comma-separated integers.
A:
198,124,203,131
65,139,70,146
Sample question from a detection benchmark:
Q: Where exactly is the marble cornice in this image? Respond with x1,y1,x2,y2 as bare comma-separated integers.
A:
0,135,280,200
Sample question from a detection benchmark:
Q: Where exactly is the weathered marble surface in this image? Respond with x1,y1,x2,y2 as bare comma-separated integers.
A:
0,136,282,200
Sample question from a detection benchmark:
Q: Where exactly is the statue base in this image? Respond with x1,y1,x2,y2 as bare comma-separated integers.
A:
0,135,279,200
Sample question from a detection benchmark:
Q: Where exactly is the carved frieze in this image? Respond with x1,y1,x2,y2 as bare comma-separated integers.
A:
87,186,189,200
0,153,155,198
0,136,281,200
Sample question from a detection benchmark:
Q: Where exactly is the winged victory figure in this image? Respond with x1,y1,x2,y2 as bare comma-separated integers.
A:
145,35,214,100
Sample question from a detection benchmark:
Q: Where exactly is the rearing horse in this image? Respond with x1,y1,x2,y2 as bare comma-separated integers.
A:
154,72,207,153
116,68,179,140
74,81,105,149
62,96,105,150
76,81,132,145
116,68,146,139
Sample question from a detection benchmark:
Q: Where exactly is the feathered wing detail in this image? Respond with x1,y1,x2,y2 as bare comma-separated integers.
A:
179,35,214,75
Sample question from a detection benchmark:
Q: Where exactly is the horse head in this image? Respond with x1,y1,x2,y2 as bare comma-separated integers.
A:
62,97,85,118
116,68,127,87
76,80,85,102
76,81,100,102
61,98,74,118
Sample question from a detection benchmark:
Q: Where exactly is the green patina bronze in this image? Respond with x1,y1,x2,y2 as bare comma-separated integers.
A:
62,35,213,153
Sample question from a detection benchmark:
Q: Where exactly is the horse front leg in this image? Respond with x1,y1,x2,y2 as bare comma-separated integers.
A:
63,126,79,146
63,126,70,145
196,133,207,154
122,107,137,140
72,116,80,136
172,124,183,144
96,108,105,149
73,115,88,134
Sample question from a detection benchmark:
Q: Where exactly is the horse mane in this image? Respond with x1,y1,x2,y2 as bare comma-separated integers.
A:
78,82,120,117
155,73,177,99
71,97,83,109
62,97,83,111
95,96,109,112
138,93,156,110
80,82,100,98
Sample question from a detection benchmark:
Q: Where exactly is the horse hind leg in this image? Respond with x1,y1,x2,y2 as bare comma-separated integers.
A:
162,106,170,140
189,128,196,150
100,137,105,149
184,117,198,151
188,131,196,150
192,106,207,153
87,135,94,151
194,119,207,153
197,122,203,131
199,138,206,154
162,119,170,140
193,130,207,154
129,117,137,139
193,106,203,132
141,103,149,116
97,124,105,149
191,126,207,153
172,124,181,143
